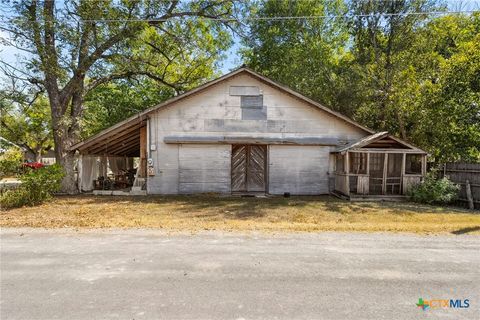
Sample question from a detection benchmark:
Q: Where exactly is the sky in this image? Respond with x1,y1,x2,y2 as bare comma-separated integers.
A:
220,38,243,73
0,0,479,75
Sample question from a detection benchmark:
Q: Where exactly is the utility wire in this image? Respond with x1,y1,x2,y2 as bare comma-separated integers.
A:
0,10,478,24
0,10,480,22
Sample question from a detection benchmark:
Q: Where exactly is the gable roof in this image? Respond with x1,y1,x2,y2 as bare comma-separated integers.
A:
335,131,427,154
72,67,402,152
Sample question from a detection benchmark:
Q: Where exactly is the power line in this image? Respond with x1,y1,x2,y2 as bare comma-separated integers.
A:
0,10,478,24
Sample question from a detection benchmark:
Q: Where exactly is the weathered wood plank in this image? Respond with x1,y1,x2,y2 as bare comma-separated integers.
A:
403,175,422,195
231,145,247,192
178,144,231,194
269,145,329,195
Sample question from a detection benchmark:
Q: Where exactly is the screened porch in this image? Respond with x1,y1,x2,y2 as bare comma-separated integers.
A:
332,132,427,199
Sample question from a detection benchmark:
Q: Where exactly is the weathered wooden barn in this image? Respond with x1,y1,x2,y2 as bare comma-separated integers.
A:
71,67,427,198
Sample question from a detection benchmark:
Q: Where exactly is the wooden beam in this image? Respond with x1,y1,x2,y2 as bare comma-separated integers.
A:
349,149,427,154
421,154,427,176
164,135,340,146
345,152,350,195
77,154,83,191
401,153,406,195
72,116,144,150
85,126,141,154
83,124,142,153
79,122,142,150
88,132,140,155
365,152,370,195
109,140,140,155
108,135,140,151
138,126,147,177
382,153,388,195
444,169,480,174
466,180,475,210
122,145,141,156
345,152,350,174
366,152,370,175
105,137,139,155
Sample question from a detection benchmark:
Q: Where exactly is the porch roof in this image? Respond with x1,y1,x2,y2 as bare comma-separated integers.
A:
334,132,427,154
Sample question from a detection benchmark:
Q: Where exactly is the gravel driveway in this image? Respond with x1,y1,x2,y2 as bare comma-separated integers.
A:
1,229,479,319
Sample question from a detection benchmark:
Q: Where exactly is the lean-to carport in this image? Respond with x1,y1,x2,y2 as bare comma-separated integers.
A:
70,115,148,194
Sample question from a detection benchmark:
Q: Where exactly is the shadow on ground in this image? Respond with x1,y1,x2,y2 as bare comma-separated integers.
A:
451,226,480,235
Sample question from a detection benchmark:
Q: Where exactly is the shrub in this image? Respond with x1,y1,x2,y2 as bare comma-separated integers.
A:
0,148,23,179
0,164,65,210
0,159,22,179
0,188,31,209
408,170,459,205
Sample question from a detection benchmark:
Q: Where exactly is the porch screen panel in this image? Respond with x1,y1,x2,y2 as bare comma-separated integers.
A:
386,153,402,195
369,153,385,195
406,154,422,174
336,154,345,173
349,152,367,174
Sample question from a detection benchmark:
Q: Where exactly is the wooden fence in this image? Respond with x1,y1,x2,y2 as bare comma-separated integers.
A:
442,163,480,210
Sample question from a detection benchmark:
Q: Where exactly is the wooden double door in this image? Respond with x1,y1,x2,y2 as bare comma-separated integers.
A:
231,145,267,193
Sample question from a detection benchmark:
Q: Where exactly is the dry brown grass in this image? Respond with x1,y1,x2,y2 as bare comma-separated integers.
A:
1,195,479,234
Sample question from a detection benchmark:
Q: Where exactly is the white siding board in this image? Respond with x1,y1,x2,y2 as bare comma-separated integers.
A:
147,169,179,194
154,144,179,169
178,144,231,194
229,86,260,96
269,145,330,195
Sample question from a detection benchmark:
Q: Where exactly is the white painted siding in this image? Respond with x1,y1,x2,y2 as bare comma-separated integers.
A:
147,143,179,194
147,71,368,194
269,146,330,195
178,144,231,194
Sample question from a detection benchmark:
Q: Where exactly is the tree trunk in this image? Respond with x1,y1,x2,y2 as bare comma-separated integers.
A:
50,92,80,194
35,149,42,162
396,110,407,140
46,71,85,194
53,127,78,194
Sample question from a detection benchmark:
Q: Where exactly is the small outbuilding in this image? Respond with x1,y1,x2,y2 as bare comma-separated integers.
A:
71,67,427,198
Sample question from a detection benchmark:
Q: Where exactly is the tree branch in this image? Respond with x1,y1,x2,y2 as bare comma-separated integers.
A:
85,71,136,93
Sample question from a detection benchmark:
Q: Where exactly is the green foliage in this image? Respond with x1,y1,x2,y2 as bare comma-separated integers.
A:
0,188,31,210
0,164,65,210
408,171,460,205
410,15,480,162
0,148,23,178
82,80,172,137
347,0,442,139
0,93,53,161
242,0,352,113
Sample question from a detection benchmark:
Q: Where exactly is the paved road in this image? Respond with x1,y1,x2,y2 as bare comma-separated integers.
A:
1,229,479,320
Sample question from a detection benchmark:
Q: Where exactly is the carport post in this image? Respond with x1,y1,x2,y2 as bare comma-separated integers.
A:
345,152,350,196
77,154,83,192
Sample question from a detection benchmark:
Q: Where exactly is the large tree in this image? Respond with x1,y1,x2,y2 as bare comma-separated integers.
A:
0,0,238,193
409,13,480,162
347,0,442,140
242,0,351,113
